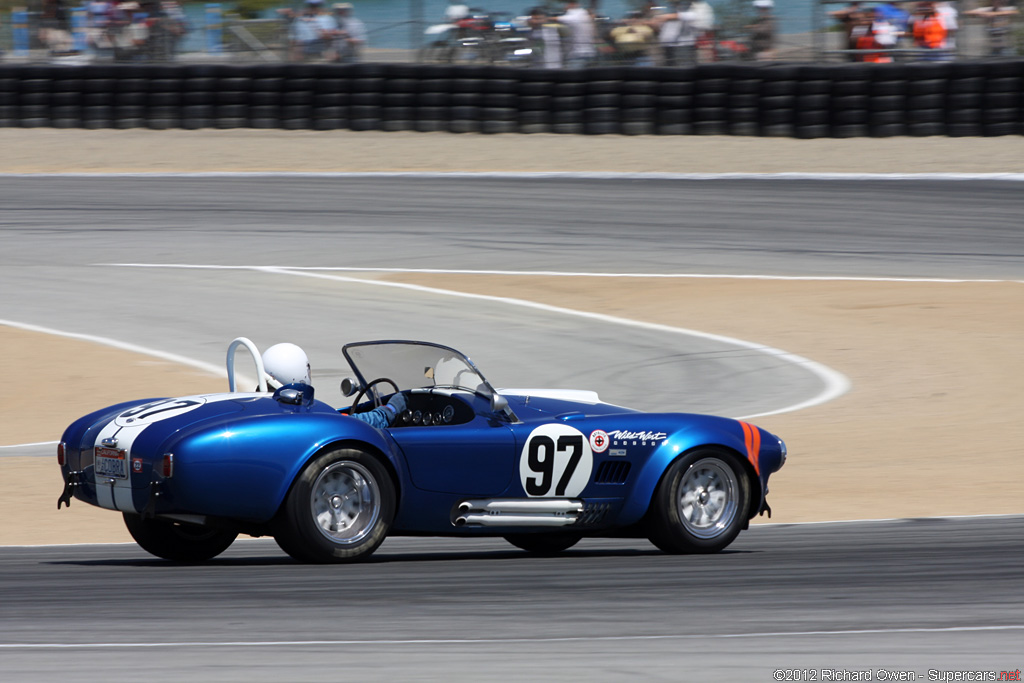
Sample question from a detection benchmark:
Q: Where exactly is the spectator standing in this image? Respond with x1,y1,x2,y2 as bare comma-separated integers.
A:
287,0,337,61
966,0,1018,56
857,7,898,62
144,0,188,61
526,6,566,68
609,10,656,64
86,0,115,56
40,0,74,53
748,0,775,60
688,0,714,61
111,1,149,61
557,0,597,68
935,1,958,57
830,1,866,60
654,0,698,66
331,3,365,62
912,2,947,56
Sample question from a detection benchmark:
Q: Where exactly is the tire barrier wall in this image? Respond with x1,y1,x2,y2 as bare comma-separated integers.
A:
0,62,1021,137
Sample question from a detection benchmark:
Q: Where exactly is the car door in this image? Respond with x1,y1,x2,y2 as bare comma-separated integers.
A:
390,413,517,496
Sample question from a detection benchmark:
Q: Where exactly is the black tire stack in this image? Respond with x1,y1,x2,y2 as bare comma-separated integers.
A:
313,66,348,131
19,65,53,128
621,70,658,135
481,67,518,134
415,65,451,132
551,69,584,134
448,65,484,133
214,67,250,129
728,67,760,137
906,63,948,137
517,68,552,134
179,64,216,129
0,65,17,127
829,64,871,138
692,65,728,135
758,65,798,137
583,66,622,135
50,67,82,129
867,64,908,138
945,62,984,138
657,67,694,135
146,65,182,130
981,60,1021,137
112,65,148,129
81,65,114,129
795,65,831,139
280,64,314,130
381,66,417,132
347,63,384,131
0,61,1021,138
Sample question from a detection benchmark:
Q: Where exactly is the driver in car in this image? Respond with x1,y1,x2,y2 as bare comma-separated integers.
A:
261,343,407,429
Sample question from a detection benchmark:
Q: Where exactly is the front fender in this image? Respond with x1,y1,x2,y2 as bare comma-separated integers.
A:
160,412,403,522
617,415,784,525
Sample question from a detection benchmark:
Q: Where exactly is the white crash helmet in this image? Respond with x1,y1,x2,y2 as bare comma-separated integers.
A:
261,343,311,389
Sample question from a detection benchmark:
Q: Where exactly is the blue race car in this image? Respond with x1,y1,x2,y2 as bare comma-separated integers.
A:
57,338,787,562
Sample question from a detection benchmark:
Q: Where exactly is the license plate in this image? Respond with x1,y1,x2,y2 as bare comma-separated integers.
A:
95,446,128,479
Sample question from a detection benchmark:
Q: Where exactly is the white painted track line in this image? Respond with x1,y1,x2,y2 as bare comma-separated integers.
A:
4,171,1024,181
104,263,1024,284
1,624,1022,649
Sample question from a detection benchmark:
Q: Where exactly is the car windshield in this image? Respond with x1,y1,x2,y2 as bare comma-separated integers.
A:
342,341,495,398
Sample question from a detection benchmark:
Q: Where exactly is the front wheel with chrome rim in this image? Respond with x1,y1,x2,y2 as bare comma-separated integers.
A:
274,447,395,563
647,448,751,554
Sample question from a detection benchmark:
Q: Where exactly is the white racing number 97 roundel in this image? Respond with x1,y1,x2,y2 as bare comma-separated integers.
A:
519,424,594,498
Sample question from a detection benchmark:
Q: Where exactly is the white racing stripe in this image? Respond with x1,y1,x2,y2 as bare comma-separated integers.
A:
1,624,1021,649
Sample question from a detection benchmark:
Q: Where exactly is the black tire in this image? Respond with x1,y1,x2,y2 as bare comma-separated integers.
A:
274,447,395,563
647,449,751,554
504,533,582,555
123,513,237,562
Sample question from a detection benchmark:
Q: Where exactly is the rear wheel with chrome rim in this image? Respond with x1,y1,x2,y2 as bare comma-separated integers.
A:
274,447,395,563
647,448,750,554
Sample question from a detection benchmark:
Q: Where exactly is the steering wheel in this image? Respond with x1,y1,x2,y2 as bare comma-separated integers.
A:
350,378,400,415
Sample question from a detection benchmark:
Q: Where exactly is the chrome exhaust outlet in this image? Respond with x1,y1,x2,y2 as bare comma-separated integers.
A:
455,513,578,528
458,498,584,515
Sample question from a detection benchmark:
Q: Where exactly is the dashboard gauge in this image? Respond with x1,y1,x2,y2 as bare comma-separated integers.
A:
401,410,412,424
442,405,455,423
412,410,422,425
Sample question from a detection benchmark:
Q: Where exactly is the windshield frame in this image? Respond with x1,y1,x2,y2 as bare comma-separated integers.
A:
341,340,499,399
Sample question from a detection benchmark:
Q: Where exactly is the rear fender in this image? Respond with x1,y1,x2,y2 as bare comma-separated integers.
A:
617,417,766,526
160,413,404,522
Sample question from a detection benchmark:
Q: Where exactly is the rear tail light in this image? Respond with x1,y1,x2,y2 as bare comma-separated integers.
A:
57,442,66,467
161,453,175,479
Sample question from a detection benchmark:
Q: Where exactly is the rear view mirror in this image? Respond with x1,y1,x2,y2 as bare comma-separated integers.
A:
340,377,361,397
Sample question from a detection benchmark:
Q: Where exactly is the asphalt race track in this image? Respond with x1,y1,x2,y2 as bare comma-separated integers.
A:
1,518,1023,681
2,176,1024,679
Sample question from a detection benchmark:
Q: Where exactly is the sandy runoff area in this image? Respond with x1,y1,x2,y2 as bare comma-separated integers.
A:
1,129,1022,546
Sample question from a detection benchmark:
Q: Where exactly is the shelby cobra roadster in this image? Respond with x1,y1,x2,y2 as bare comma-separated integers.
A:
57,338,787,562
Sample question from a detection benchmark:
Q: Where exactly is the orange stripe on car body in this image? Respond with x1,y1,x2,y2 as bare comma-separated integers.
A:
739,421,761,475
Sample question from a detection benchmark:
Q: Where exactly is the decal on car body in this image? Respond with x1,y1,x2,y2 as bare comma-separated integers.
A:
607,429,667,446
519,424,594,498
739,421,762,475
589,429,609,453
